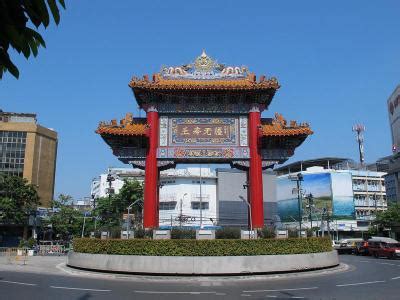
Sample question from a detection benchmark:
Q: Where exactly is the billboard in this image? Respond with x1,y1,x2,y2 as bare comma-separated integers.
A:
387,86,400,153
277,172,354,222
331,172,355,218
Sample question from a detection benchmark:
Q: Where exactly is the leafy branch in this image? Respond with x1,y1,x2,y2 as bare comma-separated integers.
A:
0,0,66,79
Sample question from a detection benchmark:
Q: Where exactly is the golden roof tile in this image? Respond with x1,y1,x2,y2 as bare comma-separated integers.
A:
261,113,313,137
96,113,148,136
129,74,280,91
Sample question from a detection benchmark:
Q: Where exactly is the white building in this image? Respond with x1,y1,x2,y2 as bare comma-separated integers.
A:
90,168,144,199
351,170,387,222
275,158,387,237
90,167,217,228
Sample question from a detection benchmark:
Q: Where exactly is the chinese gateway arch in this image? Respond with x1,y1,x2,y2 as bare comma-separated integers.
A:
96,51,313,229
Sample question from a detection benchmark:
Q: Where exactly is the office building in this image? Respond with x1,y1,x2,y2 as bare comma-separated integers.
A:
0,111,57,206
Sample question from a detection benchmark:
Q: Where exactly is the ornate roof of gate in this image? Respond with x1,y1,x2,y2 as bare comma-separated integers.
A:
129,51,280,91
261,113,313,137
96,113,148,136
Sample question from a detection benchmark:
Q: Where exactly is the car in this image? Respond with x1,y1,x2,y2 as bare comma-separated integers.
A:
337,238,363,254
354,240,369,256
332,240,341,250
367,237,400,259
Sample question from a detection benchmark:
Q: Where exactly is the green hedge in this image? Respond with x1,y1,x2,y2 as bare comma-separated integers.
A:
215,227,241,239
73,237,332,256
170,228,196,239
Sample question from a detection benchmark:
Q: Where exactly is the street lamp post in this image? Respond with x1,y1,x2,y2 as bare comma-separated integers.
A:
91,194,97,231
199,166,203,229
179,193,188,228
81,211,87,238
127,198,143,239
239,195,253,238
106,171,115,237
127,203,133,239
306,193,314,233
289,173,303,237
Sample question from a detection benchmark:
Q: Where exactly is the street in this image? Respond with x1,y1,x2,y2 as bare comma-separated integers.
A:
1,255,400,299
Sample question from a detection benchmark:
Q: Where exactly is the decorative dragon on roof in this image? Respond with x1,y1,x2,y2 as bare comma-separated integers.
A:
161,50,249,80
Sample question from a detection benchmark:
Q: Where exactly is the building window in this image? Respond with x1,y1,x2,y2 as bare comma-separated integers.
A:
191,201,209,210
159,201,177,210
0,131,27,177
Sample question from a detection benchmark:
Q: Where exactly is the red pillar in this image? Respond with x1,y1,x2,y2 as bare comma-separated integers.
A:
249,106,264,228
143,108,159,228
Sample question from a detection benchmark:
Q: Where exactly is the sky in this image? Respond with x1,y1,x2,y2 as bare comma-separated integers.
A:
1,1,400,199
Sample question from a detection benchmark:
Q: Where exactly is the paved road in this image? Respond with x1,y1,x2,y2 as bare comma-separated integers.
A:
1,255,400,299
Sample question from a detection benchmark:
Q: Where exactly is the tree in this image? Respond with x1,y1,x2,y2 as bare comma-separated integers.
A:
374,204,400,232
0,175,39,225
0,0,66,79
95,180,143,231
47,194,83,240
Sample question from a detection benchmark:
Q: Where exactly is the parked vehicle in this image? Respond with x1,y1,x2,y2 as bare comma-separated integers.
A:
354,240,369,256
332,240,341,250
367,237,400,259
337,238,363,254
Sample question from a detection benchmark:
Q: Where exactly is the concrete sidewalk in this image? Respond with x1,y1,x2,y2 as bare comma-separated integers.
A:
0,255,67,275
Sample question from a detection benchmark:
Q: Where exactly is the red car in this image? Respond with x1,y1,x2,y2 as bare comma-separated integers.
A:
367,237,400,259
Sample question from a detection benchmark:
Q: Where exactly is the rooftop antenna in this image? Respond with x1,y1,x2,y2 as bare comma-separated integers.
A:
352,124,366,168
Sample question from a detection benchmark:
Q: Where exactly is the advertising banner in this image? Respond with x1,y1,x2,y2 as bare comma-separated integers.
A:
277,172,355,222
388,86,400,153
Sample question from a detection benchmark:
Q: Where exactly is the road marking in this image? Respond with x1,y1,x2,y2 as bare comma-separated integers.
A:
336,280,385,287
243,287,318,293
359,260,370,263
378,262,397,266
134,290,222,295
50,286,111,292
56,262,76,275
265,297,303,299
0,280,37,286
391,276,400,280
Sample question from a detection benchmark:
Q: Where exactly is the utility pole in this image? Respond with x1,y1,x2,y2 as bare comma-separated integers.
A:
352,124,366,168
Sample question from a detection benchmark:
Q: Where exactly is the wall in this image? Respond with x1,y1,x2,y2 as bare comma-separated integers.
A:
216,169,277,227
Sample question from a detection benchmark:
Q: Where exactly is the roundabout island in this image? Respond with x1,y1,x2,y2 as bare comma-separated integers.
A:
76,52,329,276
67,237,338,275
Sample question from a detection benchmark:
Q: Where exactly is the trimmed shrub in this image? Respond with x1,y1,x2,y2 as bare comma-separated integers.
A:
288,228,299,238
73,237,332,256
216,227,241,239
171,228,196,239
134,228,153,239
259,227,276,239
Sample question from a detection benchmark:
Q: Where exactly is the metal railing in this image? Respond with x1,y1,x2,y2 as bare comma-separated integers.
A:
0,245,67,256
37,245,66,256
0,247,30,265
